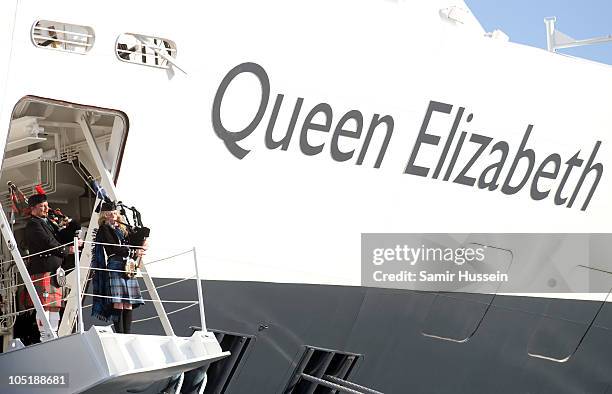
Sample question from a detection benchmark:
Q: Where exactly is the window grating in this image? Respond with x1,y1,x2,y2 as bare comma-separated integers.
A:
115,33,177,69
31,21,94,54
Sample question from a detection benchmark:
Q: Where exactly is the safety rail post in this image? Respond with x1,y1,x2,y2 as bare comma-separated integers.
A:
192,247,207,332
74,237,84,334
139,259,175,336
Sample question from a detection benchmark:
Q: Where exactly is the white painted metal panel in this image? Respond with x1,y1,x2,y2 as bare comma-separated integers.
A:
1,0,610,290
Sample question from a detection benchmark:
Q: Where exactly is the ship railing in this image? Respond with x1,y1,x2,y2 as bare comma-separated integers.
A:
0,289,78,319
0,238,208,340
77,238,207,335
0,242,74,325
0,241,73,269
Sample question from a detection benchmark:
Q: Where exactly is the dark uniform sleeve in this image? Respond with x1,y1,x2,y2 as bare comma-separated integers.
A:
97,224,130,258
25,219,68,257
25,218,67,274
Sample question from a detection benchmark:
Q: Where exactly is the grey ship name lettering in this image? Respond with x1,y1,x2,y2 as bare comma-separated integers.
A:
212,62,603,212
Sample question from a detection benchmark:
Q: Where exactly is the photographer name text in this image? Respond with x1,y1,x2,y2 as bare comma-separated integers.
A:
372,270,508,283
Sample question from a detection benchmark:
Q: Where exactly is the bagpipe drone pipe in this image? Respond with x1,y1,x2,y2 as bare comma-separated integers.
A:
8,182,81,242
88,177,150,249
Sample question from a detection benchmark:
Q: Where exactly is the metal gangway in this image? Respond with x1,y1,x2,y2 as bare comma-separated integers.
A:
0,205,228,394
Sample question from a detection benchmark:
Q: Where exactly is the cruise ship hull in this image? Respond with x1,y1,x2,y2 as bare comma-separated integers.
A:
114,279,612,394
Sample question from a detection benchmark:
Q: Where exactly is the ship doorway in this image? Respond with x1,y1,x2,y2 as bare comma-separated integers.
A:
0,96,128,350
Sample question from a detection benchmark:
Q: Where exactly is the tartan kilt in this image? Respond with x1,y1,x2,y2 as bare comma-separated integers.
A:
20,273,62,311
108,259,144,306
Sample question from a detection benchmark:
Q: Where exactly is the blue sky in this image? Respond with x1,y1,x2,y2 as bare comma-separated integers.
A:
465,0,612,65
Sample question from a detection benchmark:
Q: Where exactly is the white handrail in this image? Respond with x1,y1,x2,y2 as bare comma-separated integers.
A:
0,241,73,266
193,247,207,332
74,237,84,334
1,267,75,291
132,302,198,324
140,275,196,293
82,293,196,304
0,241,211,338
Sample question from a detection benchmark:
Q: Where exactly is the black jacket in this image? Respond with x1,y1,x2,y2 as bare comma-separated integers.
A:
25,216,69,275
96,224,130,259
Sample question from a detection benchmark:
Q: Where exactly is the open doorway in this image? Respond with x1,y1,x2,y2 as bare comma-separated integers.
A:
0,97,128,349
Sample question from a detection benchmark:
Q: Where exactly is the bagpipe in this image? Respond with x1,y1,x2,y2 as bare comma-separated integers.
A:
89,178,150,278
117,203,150,279
89,177,150,246
8,181,30,218
117,202,150,250
8,182,81,242
48,208,81,244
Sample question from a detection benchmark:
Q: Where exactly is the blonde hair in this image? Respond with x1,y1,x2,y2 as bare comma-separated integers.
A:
117,217,128,237
98,211,128,237
97,212,109,227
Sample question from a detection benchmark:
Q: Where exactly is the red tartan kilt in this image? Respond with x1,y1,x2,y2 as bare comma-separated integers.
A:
20,273,62,311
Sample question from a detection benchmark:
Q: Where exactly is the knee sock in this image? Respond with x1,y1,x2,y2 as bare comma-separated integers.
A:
36,312,46,342
123,309,133,334
49,311,60,333
36,311,60,341
113,313,123,333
